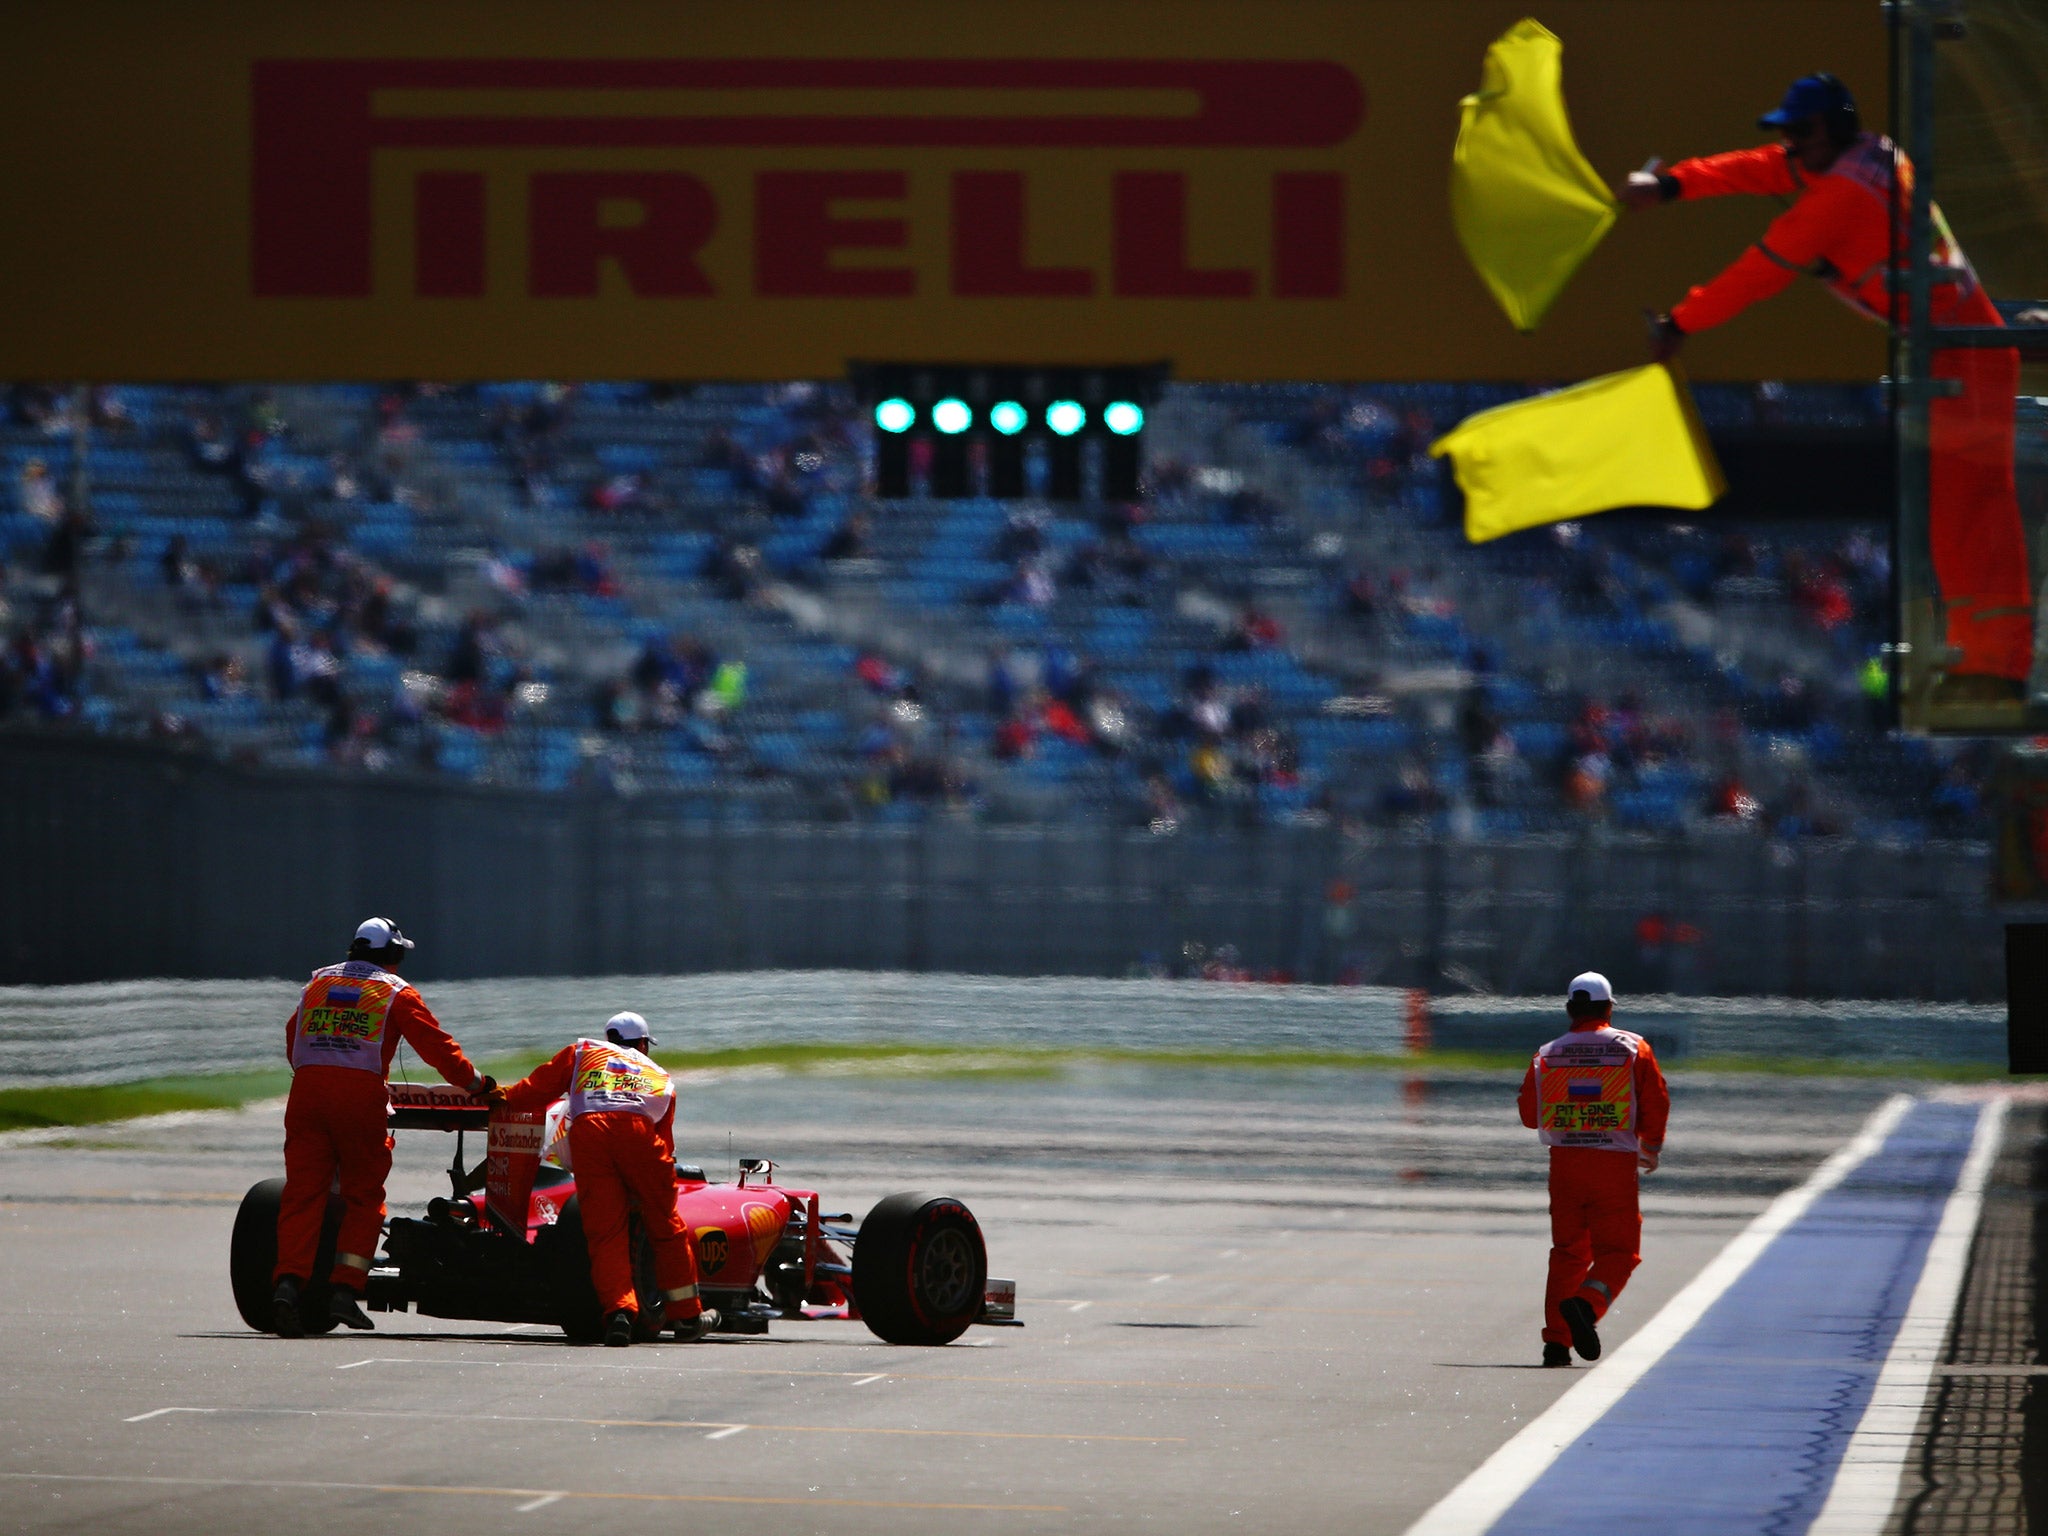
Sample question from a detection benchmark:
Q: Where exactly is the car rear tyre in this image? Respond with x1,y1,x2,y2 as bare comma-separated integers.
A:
538,1194,605,1342
230,1177,344,1334
540,1195,664,1343
851,1192,986,1346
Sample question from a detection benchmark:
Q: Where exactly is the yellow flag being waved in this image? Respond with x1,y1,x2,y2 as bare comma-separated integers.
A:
1430,364,1726,544
1451,18,1617,332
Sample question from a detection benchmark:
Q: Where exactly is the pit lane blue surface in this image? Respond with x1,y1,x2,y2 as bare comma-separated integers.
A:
1490,1097,1983,1536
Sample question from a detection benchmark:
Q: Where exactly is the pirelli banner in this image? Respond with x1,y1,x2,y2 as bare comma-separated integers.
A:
3,1,1885,382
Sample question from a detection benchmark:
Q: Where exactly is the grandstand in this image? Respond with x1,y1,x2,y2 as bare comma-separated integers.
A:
0,379,2005,841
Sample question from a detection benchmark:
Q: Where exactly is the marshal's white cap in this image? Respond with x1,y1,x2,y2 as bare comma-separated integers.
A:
353,917,415,951
1566,971,1614,1004
604,1010,656,1046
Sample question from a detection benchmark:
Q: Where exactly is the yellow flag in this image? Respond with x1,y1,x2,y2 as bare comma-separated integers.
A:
1451,18,1617,332
1430,364,1726,544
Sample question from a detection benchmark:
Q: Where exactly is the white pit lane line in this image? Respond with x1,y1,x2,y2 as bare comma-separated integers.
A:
704,1425,748,1441
513,1493,563,1513
1404,1093,1917,1536
1807,1096,2009,1535
851,1374,888,1387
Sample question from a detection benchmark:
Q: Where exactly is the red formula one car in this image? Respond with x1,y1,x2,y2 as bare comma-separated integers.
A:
229,1082,1017,1345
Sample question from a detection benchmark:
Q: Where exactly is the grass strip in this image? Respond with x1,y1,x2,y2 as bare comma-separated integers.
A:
0,1044,2013,1133
0,1070,293,1133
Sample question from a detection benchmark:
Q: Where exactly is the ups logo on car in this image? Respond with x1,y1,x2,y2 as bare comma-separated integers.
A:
695,1226,730,1277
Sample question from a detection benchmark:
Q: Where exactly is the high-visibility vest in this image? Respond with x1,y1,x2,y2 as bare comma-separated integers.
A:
1531,1025,1647,1152
1806,134,1979,327
565,1038,674,1125
290,961,408,1074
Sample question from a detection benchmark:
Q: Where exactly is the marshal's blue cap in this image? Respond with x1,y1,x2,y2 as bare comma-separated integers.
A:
1759,73,1856,130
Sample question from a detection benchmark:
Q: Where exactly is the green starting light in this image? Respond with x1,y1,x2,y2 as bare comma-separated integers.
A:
875,398,916,434
1103,400,1145,436
1045,399,1086,437
931,397,973,435
989,400,1028,436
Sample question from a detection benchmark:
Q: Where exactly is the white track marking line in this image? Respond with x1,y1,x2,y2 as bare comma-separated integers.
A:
705,1425,748,1440
335,1360,378,1371
123,1403,1175,1443
1403,1092,1916,1536
317,1357,1257,1389
123,1408,203,1423
513,1494,563,1513
1808,1097,2008,1535
963,1338,995,1347
1068,1301,1092,1313
0,1471,1064,1513
1148,1274,1172,1284
851,1374,887,1387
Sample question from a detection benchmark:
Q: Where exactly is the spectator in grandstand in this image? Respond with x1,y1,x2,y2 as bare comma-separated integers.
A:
1625,72,2031,707
706,534,764,603
39,504,90,585
1141,771,1183,830
6,385,78,435
444,613,495,687
161,534,200,592
986,646,1023,716
589,470,648,517
1225,606,1284,651
1007,555,1057,609
819,511,871,562
701,659,747,718
196,652,247,703
10,626,81,719
16,458,62,524
993,508,1047,564
1564,749,1611,814
992,710,1034,762
1706,774,1761,823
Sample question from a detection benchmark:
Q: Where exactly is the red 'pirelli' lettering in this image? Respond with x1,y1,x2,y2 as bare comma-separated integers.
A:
249,58,1364,298
754,171,913,297
1112,172,1254,298
415,172,487,298
529,172,718,297
950,172,1093,298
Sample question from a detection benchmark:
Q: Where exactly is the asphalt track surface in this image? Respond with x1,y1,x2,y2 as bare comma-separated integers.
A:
0,1067,1909,1534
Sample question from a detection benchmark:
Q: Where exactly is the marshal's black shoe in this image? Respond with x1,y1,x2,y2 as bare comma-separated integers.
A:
329,1289,375,1331
271,1277,304,1338
1542,1342,1572,1368
1559,1296,1602,1361
605,1309,637,1348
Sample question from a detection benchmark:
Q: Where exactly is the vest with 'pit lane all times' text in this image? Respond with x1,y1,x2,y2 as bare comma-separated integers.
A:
290,961,408,1074
1533,1025,1645,1152
566,1038,675,1124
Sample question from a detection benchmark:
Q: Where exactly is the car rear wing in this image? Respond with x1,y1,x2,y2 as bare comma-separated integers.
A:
388,1080,489,1131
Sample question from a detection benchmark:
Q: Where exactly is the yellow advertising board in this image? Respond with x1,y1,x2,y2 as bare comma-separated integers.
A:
0,2,1886,381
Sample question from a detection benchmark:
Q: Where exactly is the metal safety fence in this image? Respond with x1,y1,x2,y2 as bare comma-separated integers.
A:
0,735,2003,999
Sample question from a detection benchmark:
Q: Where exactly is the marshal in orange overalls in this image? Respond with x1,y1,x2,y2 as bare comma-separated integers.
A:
502,1038,702,1327
277,962,483,1294
1664,133,2030,683
1517,1016,1670,1351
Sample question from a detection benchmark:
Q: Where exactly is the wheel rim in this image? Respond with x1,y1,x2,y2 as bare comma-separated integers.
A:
917,1226,977,1315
